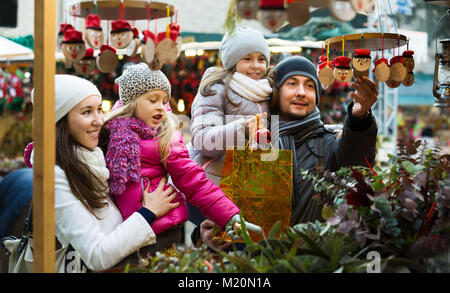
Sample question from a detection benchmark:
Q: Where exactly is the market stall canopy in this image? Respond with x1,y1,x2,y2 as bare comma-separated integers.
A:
0,35,33,61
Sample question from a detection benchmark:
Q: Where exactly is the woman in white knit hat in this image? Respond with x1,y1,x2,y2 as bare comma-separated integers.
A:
24,74,179,272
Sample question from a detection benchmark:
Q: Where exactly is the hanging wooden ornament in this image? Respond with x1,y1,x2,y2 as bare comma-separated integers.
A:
318,44,334,88
110,19,133,49
125,27,140,57
256,0,288,31
389,56,407,82
155,8,181,65
85,14,104,49
96,44,118,73
141,29,156,65
373,58,390,82
352,49,371,79
350,0,371,13
402,50,415,72
386,77,401,88
329,0,357,22
61,29,86,69
236,0,259,20
286,0,311,27
332,56,353,83
73,48,96,76
57,23,74,50
402,71,414,87
171,23,183,53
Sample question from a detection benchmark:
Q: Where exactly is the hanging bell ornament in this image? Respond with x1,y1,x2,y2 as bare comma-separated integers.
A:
373,58,390,82
332,56,353,83
96,44,118,73
73,48,96,76
110,19,134,49
85,14,104,49
61,29,86,69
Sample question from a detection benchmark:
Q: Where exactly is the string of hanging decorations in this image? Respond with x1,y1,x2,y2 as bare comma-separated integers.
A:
58,0,180,75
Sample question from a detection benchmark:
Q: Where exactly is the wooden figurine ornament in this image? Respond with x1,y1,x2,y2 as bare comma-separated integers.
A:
389,56,407,82
110,19,133,49
373,58,390,82
141,30,156,65
318,55,334,89
155,23,181,65
85,14,104,49
402,50,415,72
257,0,288,31
402,71,414,87
286,0,311,27
125,27,140,57
332,56,353,83
236,0,259,20
386,77,401,88
57,23,74,50
61,29,86,69
74,48,96,76
96,44,118,73
352,49,371,79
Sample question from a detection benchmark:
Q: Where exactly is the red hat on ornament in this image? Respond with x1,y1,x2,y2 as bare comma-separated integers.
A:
86,14,102,30
59,23,74,35
63,29,84,43
111,19,132,33
318,62,330,70
372,58,388,71
390,56,404,66
82,48,95,59
100,44,116,54
157,30,178,43
142,30,156,44
132,27,139,39
319,55,327,63
354,49,371,58
332,56,351,69
259,0,285,9
402,50,414,57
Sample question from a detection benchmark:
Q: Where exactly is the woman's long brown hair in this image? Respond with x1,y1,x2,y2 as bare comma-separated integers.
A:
56,116,108,218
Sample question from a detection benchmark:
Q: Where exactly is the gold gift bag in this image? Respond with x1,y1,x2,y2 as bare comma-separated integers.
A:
218,115,293,242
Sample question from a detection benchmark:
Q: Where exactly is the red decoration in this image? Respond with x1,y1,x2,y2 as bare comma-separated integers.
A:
63,29,84,43
85,14,102,30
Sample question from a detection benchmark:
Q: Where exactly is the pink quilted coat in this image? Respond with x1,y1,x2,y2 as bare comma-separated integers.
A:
105,117,239,235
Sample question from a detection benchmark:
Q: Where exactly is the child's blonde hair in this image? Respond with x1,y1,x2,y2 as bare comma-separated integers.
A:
105,100,179,167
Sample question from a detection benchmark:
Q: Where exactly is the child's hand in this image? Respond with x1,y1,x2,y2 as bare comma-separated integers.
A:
197,219,232,251
245,112,268,139
142,177,180,218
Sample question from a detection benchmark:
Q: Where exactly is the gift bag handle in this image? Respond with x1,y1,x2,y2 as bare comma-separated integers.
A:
246,113,274,152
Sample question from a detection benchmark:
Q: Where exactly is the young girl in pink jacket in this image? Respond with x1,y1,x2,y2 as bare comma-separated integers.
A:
103,63,260,251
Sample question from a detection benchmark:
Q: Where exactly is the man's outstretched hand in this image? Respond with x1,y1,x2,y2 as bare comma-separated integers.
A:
351,76,378,118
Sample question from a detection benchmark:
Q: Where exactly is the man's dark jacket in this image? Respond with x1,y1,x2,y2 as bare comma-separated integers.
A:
273,103,378,225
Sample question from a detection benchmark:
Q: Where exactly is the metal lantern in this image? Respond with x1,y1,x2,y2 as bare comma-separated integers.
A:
433,38,450,107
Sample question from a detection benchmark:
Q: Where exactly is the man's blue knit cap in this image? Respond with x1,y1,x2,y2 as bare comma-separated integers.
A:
275,56,321,104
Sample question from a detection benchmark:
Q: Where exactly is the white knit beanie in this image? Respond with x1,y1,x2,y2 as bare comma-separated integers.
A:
219,26,270,70
115,62,171,105
31,74,101,123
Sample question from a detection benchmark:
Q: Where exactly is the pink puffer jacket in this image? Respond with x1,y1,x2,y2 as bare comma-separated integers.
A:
106,117,239,234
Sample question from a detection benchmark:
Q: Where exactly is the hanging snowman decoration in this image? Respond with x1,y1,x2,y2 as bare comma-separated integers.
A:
155,23,181,65
402,50,415,87
257,0,288,31
332,56,353,83
389,56,407,83
352,49,371,79
96,44,118,73
373,58,390,82
236,0,259,20
85,14,104,49
141,29,157,65
286,0,311,27
61,29,86,69
318,55,335,89
73,48,96,76
110,19,134,49
57,23,74,50
125,27,140,57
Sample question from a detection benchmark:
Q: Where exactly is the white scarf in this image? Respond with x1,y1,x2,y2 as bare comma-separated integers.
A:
75,147,110,185
227,72,272,102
